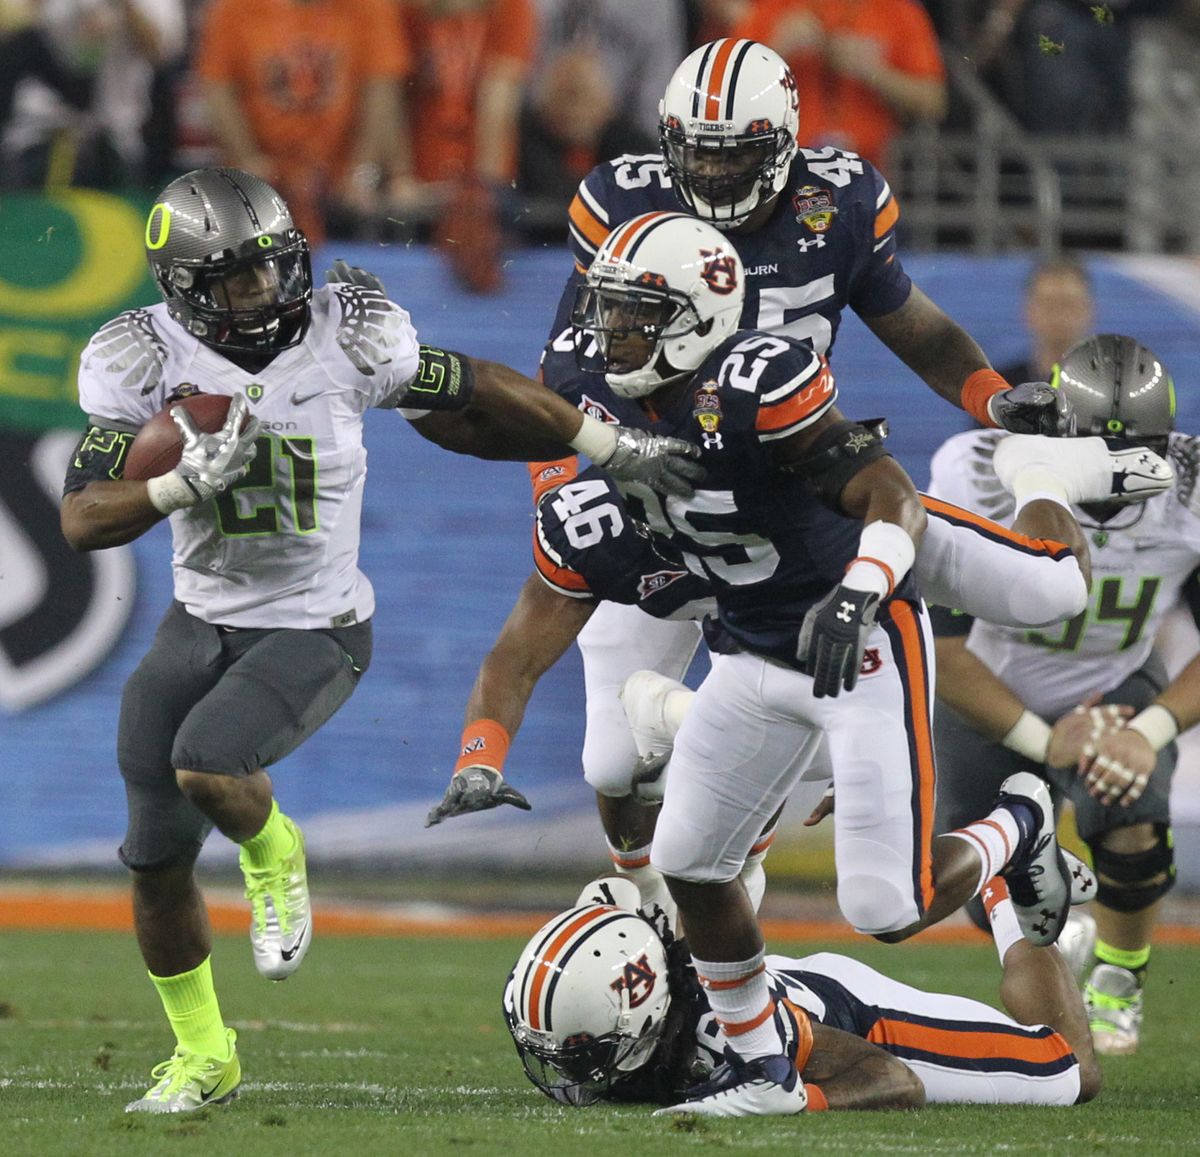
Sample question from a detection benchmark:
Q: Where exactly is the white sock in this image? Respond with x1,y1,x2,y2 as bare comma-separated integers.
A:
942,807,1023,895
692,951,782,1061
980,876,1023,964
740,825,777,914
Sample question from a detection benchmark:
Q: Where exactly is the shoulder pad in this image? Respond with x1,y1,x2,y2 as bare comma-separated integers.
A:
333,285,408,376
1169,433,1200,513
87,309,169,396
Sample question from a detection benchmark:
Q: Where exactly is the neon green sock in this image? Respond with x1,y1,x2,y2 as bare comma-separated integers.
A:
239,799,296,870
149,956,232,1059
1094,938,1151,987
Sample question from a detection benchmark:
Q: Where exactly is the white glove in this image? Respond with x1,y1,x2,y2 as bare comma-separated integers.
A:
146,395,261,513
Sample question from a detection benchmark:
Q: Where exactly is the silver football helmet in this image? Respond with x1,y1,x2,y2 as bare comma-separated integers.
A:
1052,334,1174,457
571,211,745,397
145,167,312,354
504,902,672,1105
659,39,799,229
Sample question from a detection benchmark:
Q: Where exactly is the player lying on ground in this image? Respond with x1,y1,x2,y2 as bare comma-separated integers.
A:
503,873,1101,1111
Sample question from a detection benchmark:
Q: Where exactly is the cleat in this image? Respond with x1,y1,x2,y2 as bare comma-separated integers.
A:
997,773,1071,948
1062,849,1097,905
992,434,1173,506
240,815,312,980
125,1028,240,1113
1056,911,1098,983
1085,963,1143,1055
619,670,694,760
654,1052,808,1118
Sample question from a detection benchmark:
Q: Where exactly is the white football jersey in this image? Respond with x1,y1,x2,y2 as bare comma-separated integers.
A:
928,429,1200,718
77,285,423,629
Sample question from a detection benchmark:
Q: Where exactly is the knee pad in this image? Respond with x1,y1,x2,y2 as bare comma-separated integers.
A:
837,873,916,935
1090,825,1176,913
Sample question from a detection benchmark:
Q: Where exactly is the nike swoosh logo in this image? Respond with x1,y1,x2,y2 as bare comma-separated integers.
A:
280,923,309,960
291,390,323,405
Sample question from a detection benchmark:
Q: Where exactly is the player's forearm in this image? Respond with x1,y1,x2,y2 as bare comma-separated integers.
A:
840,458,926,543
1151,653,1200,737
61,482,163,551
933,635,1026,742
465,357,592,459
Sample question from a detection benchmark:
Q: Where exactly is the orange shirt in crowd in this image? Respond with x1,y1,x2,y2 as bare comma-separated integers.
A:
400,0,536,184
195,0,410,186
736,0,944,171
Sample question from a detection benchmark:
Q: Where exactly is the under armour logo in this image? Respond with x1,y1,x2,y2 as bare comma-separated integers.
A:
836,600,856,622
702,431,724,450
797,236,827,252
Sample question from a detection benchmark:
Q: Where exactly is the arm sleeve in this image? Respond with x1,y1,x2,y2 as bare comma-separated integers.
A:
846,166,913,319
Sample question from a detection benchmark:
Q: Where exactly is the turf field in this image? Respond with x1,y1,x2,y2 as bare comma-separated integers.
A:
2,928,1199,1157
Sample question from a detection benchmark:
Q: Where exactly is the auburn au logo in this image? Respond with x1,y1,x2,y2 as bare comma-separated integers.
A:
609,953,658,1008
699,249,739,296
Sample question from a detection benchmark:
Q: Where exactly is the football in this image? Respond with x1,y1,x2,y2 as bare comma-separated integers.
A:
123,394,235,481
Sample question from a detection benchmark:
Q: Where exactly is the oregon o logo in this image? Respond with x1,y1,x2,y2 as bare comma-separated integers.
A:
145,203,172,250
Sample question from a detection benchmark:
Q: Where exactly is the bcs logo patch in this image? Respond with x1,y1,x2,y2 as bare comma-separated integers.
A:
700,249,739,295
692,381,722,435
609,953,658,1008
792,185,837,233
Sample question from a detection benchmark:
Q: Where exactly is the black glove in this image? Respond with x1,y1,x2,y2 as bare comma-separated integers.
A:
797,584,882,698
325,258,386,294
989,381,1076,437
424,766,531,827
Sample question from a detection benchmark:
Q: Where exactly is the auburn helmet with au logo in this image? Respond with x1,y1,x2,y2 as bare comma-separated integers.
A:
571,212,746,398
503,901,672,1106
659,39,800,230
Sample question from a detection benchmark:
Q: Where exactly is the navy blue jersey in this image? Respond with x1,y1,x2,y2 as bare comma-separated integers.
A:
544,146,912,395
533,466,715,621
582,330,916,667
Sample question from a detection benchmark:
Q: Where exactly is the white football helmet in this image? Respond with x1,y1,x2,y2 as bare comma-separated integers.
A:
504,903,672,1105
572,211,745,398
659,39,799,229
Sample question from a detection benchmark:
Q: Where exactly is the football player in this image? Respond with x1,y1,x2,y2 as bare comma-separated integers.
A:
928,334,1200,1056
503,874,1102,1113
58,167,702,1114
437,211,1172,1115
534,38,1073,895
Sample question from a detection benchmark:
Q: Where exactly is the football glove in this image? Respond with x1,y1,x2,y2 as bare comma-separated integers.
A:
171,395,260,504
424,766,531,827
988,381,1077,437
325,258,386,294
797,583,881,698
595,428,705,499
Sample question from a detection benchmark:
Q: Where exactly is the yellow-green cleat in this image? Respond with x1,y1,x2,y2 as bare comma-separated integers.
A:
125,1028,241,1113
1084,963,1144,1055
240,815,312,980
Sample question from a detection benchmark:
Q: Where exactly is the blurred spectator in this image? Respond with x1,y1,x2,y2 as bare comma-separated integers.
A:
0,0,185,190
734,0,946,173
530,0,687,143
517,45,655,211
968,0,1176,136
195,0,408,244
682,0,752,47
393,0,536,294
999,257,1095,386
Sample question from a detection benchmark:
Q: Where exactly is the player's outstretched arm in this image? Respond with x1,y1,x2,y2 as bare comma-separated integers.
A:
426,575,595,828
61,479,167,551
803,1023,925,1110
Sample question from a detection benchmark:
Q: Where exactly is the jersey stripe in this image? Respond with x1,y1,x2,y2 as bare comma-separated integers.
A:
867,1015,1076,1074
879,599,936,915
569,193,610,254
755,361,836,439
921,495,1073,560
874,195,900,239
533,523,593,598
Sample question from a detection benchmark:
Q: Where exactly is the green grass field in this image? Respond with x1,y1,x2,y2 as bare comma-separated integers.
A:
2,929,1199,1157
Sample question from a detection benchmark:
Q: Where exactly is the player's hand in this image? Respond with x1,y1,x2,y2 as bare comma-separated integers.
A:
797,583,881,698
1047,699,1131,769
802,785,835,827
988,381,1076,437
424,766,531,827
325,258,386,294
1078,727,1157,808
171,395,260,503
594,427,705,498
630,751,670,804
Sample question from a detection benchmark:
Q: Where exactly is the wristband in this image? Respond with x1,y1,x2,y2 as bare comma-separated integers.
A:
844,521,916,596
961,368,1008,428
804,1084,829,1112
455,718,511,775
145,470,197,514
1001,709,1052,763
1126,704,1180,753
567,413,617,465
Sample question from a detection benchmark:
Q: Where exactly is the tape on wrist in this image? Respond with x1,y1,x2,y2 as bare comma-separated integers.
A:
455,718,512,775
844,521,915,596
567,414,617,465
1001,709,1052,763
145,470,197,514
1126,704,1180,753
962,368,1008,428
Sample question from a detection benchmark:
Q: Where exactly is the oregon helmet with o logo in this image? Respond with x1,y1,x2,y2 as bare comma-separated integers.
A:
503,903,672,1106
1052,334,1175,458
145,168,312,354
571,211,745,398
659,39,799,230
